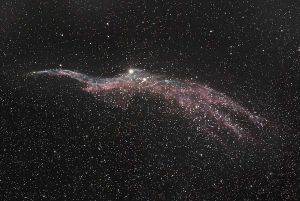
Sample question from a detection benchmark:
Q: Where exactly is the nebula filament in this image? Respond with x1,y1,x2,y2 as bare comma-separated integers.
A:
30,68,266,144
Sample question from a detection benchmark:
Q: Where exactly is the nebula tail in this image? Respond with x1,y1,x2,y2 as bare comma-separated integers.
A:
30,69,100,85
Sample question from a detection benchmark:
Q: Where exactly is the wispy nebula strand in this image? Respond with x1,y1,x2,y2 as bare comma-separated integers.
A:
31,68,266,143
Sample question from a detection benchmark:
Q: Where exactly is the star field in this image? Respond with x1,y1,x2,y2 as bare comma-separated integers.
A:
0,1,299,200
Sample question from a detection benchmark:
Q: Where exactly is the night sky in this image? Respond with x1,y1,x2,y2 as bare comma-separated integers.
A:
0,1,299,200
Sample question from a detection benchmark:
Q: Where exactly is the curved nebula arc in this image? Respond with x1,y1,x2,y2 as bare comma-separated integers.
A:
30,68,267,144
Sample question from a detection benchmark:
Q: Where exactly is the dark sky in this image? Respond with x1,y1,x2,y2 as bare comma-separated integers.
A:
0,0,299,200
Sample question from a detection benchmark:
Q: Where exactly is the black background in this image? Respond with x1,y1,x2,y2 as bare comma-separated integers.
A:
0,0,299,200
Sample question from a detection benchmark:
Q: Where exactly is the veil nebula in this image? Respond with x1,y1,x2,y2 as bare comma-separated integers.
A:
30,68,267,145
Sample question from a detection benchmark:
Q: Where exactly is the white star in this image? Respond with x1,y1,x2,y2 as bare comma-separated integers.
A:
128,69,134,74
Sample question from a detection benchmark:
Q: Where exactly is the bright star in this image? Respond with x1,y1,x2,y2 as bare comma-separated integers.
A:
129,69,134,74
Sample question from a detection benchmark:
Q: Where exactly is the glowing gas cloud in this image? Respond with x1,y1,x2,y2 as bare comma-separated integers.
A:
30,68,266,143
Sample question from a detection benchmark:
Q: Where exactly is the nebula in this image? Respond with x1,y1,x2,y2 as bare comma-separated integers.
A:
30,68,267,144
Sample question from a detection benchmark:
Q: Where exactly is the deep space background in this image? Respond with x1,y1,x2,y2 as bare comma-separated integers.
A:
0,0,299,200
